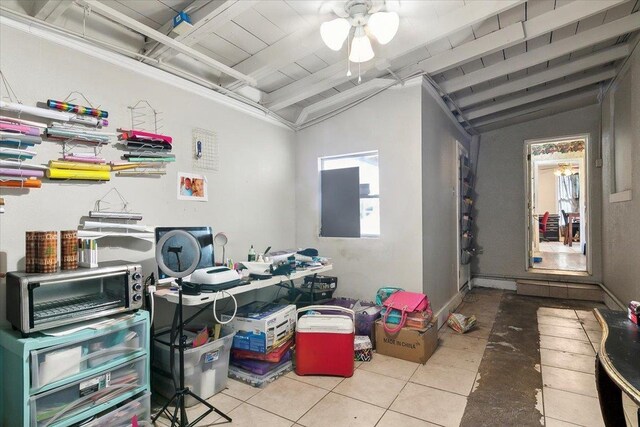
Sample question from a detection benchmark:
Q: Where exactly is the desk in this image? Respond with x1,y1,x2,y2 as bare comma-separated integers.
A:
594,309,640,426
156,264,333,306
564,212,579,246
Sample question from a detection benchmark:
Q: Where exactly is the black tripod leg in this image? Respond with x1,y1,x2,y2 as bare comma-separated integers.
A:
152,393,179,424
170,401,180,427
185,390,233,424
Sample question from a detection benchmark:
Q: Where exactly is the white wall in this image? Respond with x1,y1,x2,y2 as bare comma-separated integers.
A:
536,168,557,215
473,104,602,283
600,42,640,305
295,83,423,302
420,81,471,311
0,24,296,325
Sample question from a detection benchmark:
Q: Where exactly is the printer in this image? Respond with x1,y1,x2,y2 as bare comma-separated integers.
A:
187,266,241,292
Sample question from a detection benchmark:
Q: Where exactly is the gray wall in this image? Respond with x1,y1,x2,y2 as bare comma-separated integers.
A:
600,43,640,305
421,81,471,311
295,82,424,302
295,79,472,314
0,24,296,326
473,104,603,283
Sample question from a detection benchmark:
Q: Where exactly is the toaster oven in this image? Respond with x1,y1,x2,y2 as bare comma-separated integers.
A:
6,261,143,334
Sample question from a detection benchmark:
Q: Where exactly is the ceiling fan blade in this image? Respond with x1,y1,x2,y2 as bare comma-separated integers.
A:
369,0,386,14
330,2,349,18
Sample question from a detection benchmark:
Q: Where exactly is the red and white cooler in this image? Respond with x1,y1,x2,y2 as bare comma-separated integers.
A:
295,305,355,377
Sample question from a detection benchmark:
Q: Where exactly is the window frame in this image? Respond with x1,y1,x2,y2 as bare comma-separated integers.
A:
318,151,380,238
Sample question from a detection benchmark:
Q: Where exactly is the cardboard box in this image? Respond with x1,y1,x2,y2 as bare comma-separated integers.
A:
374,319,438,364
221,302,296,353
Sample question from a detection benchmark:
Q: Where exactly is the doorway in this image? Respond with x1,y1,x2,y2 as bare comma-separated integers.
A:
525,136,590,274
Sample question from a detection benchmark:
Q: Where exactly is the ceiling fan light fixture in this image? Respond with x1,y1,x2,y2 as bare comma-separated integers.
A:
349,27,375,63
367,11,399,45
320,17,351,51
554,163,576,176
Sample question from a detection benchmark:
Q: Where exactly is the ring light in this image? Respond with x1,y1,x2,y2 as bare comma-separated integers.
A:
152,228,233,424
155,229,200,279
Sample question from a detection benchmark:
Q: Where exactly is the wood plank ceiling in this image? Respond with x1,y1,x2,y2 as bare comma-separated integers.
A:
3,0,639,132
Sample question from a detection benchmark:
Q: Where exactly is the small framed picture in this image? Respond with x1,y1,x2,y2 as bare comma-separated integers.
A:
177,172,208,201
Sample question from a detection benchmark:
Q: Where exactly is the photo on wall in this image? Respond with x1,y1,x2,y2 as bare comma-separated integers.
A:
177,172,208,202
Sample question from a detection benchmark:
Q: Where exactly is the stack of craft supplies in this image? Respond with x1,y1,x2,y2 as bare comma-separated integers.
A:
46,123,114,145
118,129,175,162
115,129,174,176
44,99,114,165
46,160,111,181
0,116,45,189
228,334,294,387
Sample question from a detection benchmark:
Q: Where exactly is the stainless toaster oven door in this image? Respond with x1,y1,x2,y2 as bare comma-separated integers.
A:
29,272,130,330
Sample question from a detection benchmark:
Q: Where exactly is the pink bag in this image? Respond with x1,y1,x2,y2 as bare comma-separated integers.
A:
382,291,429,333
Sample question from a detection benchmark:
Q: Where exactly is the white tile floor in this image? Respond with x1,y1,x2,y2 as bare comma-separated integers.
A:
538,307,638,427
154,296,639,427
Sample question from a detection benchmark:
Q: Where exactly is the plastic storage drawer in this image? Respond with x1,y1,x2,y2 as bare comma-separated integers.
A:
81,391,151,427
152,330,234,407
30,320,147,391
29,356,147,427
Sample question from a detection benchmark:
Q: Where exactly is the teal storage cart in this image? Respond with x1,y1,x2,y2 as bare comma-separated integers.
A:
0,310,150,427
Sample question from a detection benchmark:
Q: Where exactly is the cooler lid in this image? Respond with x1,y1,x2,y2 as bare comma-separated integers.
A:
297,314,353,334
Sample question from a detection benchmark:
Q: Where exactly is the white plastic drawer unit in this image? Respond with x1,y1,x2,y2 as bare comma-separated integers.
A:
29,356,147,427
81,391,151,427
30,319,147,391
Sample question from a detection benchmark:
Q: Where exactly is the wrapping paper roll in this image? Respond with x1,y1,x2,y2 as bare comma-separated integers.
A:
0,179,42,188
0,168,44,177
0,122,40,136
47,99,108,118
48,161,111,171
61,230,78,270
25,231,38,273
63,155,106,164
47,168,110,181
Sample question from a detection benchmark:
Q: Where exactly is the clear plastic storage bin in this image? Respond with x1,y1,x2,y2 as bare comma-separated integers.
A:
152,330,234,407
81,391,151,427
29,356,147,427
30,320,147,391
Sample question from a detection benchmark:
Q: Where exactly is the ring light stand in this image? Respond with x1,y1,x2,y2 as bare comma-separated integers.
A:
152,230,232,426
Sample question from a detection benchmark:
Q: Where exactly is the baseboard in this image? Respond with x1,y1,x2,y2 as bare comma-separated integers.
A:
434,285,469,329
471,277,517,291
600,283,626,310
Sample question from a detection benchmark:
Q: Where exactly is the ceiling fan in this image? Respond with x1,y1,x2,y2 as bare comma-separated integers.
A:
318,0,400,80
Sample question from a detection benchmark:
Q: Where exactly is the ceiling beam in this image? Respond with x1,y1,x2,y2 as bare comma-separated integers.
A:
456,43,630,108
31,0,73,23
442,12,640,93
265,0,627,111
405,0,627,79
296,78,395,125
82,0,257,87
418,22,526,74
264,0,525,111
224,23,324,90
149,0,257,61
463,68,616,120
472,88,599,129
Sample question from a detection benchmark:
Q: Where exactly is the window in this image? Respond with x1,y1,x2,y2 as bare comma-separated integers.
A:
319,151,380,237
